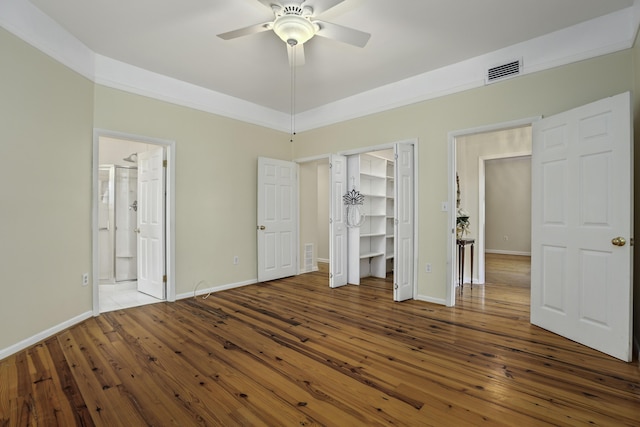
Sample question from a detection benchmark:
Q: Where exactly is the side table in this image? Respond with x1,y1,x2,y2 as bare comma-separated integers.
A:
456,238,475,290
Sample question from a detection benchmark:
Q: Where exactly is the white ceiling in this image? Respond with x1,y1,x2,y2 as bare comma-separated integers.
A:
26,0,635,117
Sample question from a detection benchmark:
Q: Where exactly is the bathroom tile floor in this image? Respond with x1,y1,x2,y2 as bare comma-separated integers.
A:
99,281,162,313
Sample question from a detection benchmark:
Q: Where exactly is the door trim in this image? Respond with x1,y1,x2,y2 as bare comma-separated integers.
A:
446,116,540,307
338,138,419,300
92,129,176,316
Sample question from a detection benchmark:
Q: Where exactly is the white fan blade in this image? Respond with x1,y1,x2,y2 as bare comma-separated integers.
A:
314,20,370,48
303,0,346,16
287,43,306,67
217,22,273,40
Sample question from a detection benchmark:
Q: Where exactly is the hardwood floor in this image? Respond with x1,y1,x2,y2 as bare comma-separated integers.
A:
2,267,639,426
484,253,531,288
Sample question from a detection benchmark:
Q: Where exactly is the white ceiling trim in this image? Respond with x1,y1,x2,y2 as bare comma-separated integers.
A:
0,0,94,80
295,6,639,132
2,0,639,134
94,55,290,131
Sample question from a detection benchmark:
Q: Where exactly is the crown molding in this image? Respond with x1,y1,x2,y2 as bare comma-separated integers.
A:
93,55,290,131
2,0,639,133
295,6,639,132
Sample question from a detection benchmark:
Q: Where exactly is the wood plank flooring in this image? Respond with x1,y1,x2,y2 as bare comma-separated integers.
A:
1,262,639,426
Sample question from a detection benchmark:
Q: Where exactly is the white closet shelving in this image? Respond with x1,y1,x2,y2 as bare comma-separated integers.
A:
347,150,394,283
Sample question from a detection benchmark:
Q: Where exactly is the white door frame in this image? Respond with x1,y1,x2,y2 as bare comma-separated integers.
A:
337,139,419,299
295,139,419,299
446,117,540,307
92,129,176,316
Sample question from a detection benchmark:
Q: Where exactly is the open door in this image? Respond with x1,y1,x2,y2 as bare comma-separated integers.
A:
329,154,348,288
394,142,415,301
257,157,298,282
531,92,632,361
137,147,166,299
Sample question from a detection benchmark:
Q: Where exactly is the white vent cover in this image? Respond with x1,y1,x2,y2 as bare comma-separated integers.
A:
486,59,522,84
304,243,313,272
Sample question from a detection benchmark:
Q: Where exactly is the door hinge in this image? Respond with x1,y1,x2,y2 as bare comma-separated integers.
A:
329,162,333,169
163,275,167,283
329,273,333,278
394,283,398,289
631,238,634,246
163,160,167,167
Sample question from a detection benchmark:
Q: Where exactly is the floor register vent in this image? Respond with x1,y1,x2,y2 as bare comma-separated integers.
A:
486,59,522,84
304,243,313,272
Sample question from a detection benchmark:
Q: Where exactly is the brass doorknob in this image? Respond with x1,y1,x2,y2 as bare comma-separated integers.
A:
611,237,626,247
257,225,266,230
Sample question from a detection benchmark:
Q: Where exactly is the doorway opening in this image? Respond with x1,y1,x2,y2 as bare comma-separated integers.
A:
447,119,536,306
297,139,417,301
92,130,176,315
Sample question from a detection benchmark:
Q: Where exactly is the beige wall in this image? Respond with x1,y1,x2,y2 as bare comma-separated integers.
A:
93,86,291,293
317,161,329,261
485,157,532,254
293,50,634,302
299,160,319,271
456,127,532,281
299,159,330,270
0,28,94,350
0,27,292,353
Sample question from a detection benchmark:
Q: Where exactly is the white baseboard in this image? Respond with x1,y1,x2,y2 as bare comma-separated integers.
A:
299,266,320,274
415,294,446,306
317,258,329,264
177,278,259,300
485,249,531,256
0,310,93,361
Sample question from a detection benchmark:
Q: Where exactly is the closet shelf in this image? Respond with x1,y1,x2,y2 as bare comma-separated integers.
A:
360,172,386,180
360,252,385,259
361,233,385,238
361,192,386,198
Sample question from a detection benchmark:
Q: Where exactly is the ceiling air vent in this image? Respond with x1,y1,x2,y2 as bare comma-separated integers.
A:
486,59,522,84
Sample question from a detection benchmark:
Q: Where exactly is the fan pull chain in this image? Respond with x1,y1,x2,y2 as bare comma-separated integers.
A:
290,43,296,142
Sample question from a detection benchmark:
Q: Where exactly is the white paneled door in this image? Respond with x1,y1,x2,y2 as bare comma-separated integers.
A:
394,142,415,301
330,154,348,288
257,157,298,282
531,92,632,361
137,147,166,299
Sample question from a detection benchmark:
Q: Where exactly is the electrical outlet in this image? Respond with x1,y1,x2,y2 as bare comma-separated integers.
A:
425,263,432,273
233,256,239,265
82,273,89,286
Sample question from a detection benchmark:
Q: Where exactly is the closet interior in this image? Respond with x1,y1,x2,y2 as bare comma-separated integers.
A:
347,149,395,284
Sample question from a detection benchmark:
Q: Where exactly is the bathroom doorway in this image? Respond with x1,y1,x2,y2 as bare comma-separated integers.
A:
94,133,174,313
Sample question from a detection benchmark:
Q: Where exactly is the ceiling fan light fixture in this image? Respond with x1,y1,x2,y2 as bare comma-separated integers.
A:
273,15,317,46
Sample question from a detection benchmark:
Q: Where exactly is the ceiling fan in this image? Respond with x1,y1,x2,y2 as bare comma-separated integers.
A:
217,0,371,66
